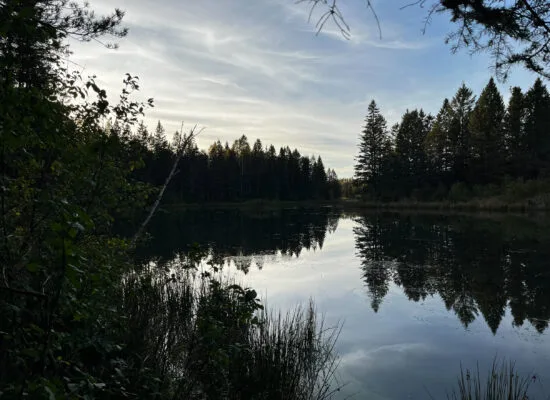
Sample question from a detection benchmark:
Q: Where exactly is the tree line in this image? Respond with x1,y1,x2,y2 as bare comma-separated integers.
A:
113,121,341,202
354,78,550,201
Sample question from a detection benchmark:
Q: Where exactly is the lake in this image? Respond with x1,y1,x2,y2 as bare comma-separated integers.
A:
141,207,550,399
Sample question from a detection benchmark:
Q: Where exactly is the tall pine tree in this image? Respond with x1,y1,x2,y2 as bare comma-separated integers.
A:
395,109,430,197
425,99,455,184
468,78,505,184
449,84,476,182
354,100,389,196
504,87,526,178
524,78,550,177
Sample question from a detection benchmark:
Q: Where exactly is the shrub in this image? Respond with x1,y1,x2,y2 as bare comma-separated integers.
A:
121,266,342,400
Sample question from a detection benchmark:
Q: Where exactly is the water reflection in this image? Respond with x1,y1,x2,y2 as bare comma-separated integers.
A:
138,207,339,272
353,213,550,334
138,209,550,335
136,208,550,398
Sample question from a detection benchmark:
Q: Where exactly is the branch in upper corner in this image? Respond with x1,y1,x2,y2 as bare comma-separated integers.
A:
296,0,382,39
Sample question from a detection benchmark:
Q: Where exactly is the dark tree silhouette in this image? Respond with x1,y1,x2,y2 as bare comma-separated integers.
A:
352,78,550,201
353,213,550,334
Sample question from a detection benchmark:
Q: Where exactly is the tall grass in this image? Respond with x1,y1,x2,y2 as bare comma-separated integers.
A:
120,268,342,399
447,359,532,400
239,305,342,400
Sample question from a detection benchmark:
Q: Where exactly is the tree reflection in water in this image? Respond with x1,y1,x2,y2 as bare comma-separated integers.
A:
134,208,550,335
354,213,550,334
136,207,340,273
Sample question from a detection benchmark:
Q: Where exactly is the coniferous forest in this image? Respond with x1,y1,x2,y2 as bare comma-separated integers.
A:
354,78,550,203
123,122,341,203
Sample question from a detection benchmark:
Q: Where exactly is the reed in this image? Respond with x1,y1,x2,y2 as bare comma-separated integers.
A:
447,359,532,400
120,269,342,399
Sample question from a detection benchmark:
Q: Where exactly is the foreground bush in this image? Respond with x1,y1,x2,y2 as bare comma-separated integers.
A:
121,265,341,400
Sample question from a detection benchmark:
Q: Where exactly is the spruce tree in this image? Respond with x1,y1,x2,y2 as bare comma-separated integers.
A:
312,156,328,199
468,78,506,184
449,84,476,182
251,139,264,197
136,121,150,147
153,121,168,150
395,109,429,196
300,156,312,199
524,78,550,177
425,99,455,182
504,87,526,178
354,100,389,195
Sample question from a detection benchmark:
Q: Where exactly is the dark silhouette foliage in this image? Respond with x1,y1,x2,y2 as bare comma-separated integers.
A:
354,78,550,200
126,128,340,203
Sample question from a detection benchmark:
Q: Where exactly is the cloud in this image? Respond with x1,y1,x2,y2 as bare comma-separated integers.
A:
70,0,535,177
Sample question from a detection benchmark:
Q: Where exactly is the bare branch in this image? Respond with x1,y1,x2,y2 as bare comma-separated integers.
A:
298,0,382,39
298,0,550,79
131,122,204,247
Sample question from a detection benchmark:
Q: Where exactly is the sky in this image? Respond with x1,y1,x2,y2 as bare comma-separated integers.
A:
69,0,540,178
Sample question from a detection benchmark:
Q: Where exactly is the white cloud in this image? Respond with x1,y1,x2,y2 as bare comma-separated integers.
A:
70,0,535,177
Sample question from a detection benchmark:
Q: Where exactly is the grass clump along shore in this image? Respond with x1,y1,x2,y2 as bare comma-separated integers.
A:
447,360,534,400
120,263,341,399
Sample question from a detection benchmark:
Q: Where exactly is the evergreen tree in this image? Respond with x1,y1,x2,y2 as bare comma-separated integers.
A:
449,84,476,182
354,100,389,196
266,145,278,199
299,156,312,199
251,139,264,197
504,87,526,177
468,78,506,184
327,169,341,199
286,149,298,199
136,121,151,148
311,156,328,199
395,109,429,197
425,99,455,184
524,78,550,177
252,139,263,154
232,135,251,198
150,121,172,186
153,121,168,150
389,123,399,144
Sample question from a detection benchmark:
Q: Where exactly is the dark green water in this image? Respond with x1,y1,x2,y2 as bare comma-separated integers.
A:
142,208,550,399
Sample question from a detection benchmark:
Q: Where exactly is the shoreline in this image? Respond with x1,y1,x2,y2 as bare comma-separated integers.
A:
165,197,550,213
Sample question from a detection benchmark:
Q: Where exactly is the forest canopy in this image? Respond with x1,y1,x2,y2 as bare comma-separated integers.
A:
122,122,341,202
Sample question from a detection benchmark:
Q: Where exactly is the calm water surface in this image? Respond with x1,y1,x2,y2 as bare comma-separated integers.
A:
143,208,550,399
